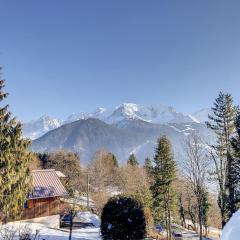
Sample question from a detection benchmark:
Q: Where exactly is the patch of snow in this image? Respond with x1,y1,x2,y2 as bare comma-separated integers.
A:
129,140,151,155
221,210,240,240
192,108,212,123
107,223,112,230
168,125,182,133
182,127,195,132
1,221,101,240
188,114,200,123
77,212,100,228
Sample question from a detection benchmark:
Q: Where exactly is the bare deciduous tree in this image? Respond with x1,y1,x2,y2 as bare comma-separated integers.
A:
88,150,121,212
182,133,210,240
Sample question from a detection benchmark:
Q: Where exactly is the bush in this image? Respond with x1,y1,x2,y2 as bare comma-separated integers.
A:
101,195,146,240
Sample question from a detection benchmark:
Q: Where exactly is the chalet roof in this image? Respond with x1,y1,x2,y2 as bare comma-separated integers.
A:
29,169,68,199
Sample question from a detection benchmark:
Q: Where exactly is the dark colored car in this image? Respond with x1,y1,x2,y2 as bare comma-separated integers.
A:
173,232,183,240
60,214,71,227
60,214,94,228
155,224,163,233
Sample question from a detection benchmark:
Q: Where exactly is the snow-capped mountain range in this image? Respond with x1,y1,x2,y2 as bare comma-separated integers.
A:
22,103,210,139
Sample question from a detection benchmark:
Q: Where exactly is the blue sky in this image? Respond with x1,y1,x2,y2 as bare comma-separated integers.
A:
1,0,240,121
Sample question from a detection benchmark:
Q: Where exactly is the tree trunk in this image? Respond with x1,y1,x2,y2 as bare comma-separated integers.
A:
199,215,203,240
69,215,73,240
198,198,203,240
168,207,172,240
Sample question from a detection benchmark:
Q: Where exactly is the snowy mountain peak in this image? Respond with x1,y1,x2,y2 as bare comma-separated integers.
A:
95,107,107,113
23,103,202,139
23,115,62,139
106,103,196,124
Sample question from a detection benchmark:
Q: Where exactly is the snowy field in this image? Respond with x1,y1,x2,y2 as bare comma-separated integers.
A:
0,212,101,240
1,222,101,240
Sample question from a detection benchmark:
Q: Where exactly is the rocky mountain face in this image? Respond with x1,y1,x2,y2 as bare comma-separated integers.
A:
26,103,213,165
23,103,207,139
31,119,213,165
23,115,62,139
32,118,144,164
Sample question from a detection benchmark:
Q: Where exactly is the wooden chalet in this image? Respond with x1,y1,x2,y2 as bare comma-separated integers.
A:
22,169,68,220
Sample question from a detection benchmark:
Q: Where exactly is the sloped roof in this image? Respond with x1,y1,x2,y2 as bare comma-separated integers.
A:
29,169,68,199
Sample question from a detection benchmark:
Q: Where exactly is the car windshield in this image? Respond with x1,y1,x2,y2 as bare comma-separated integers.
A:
62,215,71,221
174,233,182,237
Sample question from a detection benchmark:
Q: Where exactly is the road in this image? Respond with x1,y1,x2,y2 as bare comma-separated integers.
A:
172,226,219,240
180,230,211,239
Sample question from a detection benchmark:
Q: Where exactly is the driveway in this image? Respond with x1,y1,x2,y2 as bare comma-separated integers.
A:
172,226,219,240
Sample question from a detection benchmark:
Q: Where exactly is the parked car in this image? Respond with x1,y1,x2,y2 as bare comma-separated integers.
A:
155,224,164,233
172,232,183,240
60,214,94,228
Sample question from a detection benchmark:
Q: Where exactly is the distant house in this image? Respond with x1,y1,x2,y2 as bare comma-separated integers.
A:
22,169,68,220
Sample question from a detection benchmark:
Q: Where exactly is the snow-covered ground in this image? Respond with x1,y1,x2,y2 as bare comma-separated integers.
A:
77,212,100,228
0,212,101,240
221,210,240,240
2,222,101,240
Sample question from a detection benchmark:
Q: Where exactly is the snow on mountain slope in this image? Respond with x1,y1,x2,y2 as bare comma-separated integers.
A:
106,103,197,124
192,108,212,123
23,103,201,139
106,103,149,124
65,107,109,123
23,115,62,139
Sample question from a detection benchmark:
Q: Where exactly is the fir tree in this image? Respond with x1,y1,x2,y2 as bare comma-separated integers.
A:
111,153,119,168
0,77,32,222
151,136,177,240
144,157,153,177
202,190,210,234
230,110,240,210
127,153,139,166
206,92,238,226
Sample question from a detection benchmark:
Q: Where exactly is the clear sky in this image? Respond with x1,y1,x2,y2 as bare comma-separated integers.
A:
1,0,240,121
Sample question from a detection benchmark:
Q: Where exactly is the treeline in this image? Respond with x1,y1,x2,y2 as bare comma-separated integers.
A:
31,138,217,240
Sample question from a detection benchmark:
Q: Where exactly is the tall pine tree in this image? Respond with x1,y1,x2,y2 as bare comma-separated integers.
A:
230,110,240,211
151,136,176,240
206,91,238,226
202,190,210,234
144,157,153,177
127,153,139,166
0,77,32,222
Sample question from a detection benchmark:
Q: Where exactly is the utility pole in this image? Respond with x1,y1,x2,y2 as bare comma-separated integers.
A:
87,171,90,209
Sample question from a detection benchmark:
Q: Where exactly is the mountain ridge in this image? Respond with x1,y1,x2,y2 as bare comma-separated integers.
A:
23,103,210,139
31,117,213,165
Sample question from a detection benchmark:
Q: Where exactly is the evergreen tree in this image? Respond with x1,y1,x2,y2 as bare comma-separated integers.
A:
202,190,210,235
151,136,177,240
206,92,238,226
127,153,139,166
144,157,153,177
101,195,146,240
110,153,119,168
230,110,240,210
0,78,32,222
